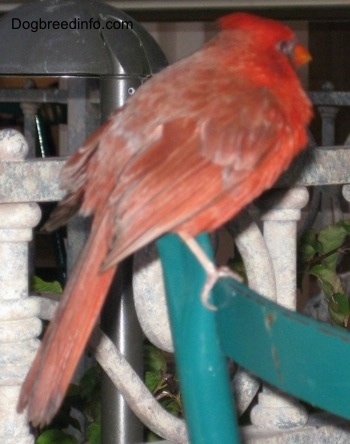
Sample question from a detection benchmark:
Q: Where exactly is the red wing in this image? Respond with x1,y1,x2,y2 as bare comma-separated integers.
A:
101,89,292,268
46,81,304,270
198,87,286,171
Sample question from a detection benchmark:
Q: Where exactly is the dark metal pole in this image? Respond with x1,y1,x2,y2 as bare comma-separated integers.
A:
66,77,98,269
100,76,144,444
66,77,100,434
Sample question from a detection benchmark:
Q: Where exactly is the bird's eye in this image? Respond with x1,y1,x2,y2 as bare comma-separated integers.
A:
276,40,294,56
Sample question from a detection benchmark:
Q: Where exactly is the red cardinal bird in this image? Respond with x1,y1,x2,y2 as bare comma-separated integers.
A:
18,12,312,426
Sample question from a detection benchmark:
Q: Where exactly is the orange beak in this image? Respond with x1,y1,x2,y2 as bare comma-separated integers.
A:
292,43,312,67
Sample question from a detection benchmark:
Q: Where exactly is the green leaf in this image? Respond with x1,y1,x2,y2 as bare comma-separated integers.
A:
36,429,77,444
145,370,163,393
309,264,344,299
317,223,349,270
146,430,162,442
337,219,350,233
79,366,100,399
31,276,62,294
300,230,321,263
160,398,182,416
144,344,167,373
87,422,101,444
328,292,350,327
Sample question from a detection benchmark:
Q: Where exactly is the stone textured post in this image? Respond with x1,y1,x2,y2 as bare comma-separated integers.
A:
250,187,309,429
0,129,42,443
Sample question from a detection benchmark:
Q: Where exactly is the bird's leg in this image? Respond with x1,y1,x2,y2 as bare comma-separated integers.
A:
178,232,242,310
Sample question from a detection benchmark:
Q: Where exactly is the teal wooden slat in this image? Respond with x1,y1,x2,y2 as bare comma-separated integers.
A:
157,233,240,444
214,278,350,420
158,232,350,442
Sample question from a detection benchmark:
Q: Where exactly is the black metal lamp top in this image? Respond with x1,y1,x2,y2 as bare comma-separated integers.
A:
0,0,167,76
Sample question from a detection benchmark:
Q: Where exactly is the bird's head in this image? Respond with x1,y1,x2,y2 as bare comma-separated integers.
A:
217,12,311,68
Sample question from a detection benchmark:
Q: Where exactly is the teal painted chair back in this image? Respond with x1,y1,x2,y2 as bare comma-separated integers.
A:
157,234,350,444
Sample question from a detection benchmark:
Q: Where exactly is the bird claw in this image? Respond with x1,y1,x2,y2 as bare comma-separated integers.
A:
178,233,243,310
201,266,242,310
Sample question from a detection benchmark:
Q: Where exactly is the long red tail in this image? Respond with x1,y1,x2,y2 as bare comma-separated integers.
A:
17,216,117,426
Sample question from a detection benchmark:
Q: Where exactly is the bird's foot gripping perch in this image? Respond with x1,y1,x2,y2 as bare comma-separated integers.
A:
179,232,242,310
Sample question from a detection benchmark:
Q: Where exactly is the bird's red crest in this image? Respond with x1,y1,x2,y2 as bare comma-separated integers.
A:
218,12,257,30
217,12,294,42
